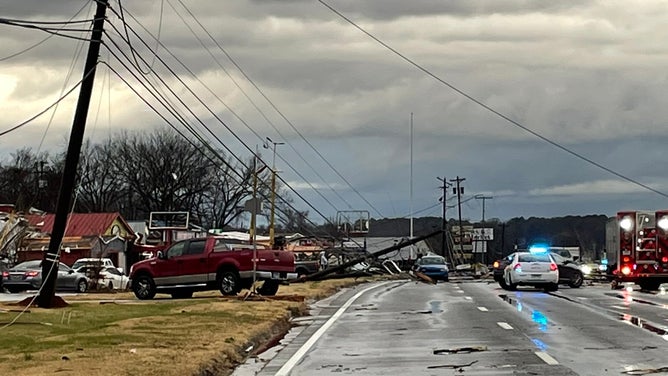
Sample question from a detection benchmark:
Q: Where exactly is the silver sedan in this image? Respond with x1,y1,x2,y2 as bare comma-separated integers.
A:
2,260,88,293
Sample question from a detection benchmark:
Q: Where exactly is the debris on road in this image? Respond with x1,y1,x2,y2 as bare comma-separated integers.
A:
433,346,487,355
427,360,478,369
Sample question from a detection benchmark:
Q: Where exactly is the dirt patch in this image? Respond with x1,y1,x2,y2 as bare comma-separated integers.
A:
11,295,69,308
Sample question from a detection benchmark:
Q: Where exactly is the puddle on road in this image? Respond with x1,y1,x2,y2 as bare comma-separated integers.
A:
429,300,443,313
619,313,668,337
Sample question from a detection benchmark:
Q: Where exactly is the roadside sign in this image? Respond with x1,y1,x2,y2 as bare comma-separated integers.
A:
472,228,493,241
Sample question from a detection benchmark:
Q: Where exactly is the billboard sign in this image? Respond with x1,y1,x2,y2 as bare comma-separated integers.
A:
472,228,494,241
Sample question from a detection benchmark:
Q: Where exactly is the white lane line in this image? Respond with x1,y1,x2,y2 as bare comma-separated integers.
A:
535,351,559,365
465,296,473,300
275,281,394,376
477,307,488,312
610,305,629,310
497,322,513,330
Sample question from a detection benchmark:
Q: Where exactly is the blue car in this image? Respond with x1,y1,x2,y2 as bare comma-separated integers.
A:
414,255,449,282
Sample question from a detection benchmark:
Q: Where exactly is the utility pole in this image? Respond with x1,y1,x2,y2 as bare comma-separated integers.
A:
450,176,466,264
263,137,284,248
38,0,108,308
437,177,451,260
475,195,493,264
475,195,493,224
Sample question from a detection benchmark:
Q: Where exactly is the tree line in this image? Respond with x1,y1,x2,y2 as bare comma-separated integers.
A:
0,128,313,232
370,215,609,262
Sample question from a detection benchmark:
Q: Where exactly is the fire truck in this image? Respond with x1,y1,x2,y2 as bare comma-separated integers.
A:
606,210,668,290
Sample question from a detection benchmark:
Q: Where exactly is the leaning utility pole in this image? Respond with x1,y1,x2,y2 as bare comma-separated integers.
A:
450,176,466,263
38,0,108,308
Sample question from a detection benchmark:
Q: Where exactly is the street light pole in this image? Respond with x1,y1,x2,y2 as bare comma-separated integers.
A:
264,137,284,248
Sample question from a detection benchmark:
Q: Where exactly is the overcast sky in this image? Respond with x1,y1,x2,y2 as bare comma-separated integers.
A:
2,0,668,224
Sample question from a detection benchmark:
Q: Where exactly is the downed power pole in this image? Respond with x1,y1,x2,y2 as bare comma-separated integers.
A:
299,230,441,281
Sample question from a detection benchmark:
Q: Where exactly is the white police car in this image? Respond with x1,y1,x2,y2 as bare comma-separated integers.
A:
503,246,559,292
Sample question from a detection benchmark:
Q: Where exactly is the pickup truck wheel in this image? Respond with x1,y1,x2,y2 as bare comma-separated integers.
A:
133,275,156,300
218,270,240,296
258,280,279,296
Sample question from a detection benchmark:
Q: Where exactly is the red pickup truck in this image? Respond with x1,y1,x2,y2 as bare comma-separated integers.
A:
129,236,296,300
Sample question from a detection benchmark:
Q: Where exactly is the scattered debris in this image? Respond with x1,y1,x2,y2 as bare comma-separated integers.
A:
427,360,478,369
622,367,668,375
433,346,487,355
61,356,70,361
401,310,432,315
129,348,137,354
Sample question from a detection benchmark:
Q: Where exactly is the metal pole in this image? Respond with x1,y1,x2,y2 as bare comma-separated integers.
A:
475,195,493,264
38,0,108,308
450,176,466,263
265,137,283,249
437,177,448,259
409,113,414,239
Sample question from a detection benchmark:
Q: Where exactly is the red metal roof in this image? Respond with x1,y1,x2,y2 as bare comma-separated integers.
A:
24,212,125,237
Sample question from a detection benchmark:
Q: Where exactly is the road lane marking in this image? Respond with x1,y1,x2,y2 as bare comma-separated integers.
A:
477,307,488,312
610,305,628,310
497,322,513,330
465,296,472,300
275,281,395,376
535,351,559,365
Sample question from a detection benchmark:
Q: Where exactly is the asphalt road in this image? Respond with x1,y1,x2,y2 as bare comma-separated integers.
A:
240,280,668,376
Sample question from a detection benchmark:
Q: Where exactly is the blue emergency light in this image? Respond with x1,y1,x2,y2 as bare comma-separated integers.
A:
528,244,549,254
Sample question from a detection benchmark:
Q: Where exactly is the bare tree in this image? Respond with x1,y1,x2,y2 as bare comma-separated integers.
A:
111,128,216,217
76,140,126,213
0,148,54,212
194,153,257,229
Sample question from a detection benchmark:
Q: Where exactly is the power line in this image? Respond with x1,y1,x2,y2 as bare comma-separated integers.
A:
0,2,91,62
100,35,333,236
117,2,348,223
0,70,92,137
317,0,668,200
0,19,93,41
102,14,338,229
174,0,385,218
167,0,354,214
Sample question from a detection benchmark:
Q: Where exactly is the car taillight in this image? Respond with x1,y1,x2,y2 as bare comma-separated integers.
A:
493,261,500,268
513,263,522,272
25,271,39,277
550,263,558,271
662,257,668,263
623,256,630,263
1,271,8,278
621,266,632,275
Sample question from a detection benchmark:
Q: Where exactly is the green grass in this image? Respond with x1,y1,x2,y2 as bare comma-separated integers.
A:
0,300,218,353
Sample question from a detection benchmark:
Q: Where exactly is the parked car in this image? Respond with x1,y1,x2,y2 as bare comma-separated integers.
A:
71,258,116,271
493,253,515,287
413,254,449,282
550,253,585,288
2,260,88,293
75,265,130,290
502,251,559,292
0,262,8,292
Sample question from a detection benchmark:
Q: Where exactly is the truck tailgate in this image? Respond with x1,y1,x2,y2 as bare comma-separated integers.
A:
256,249,295,273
